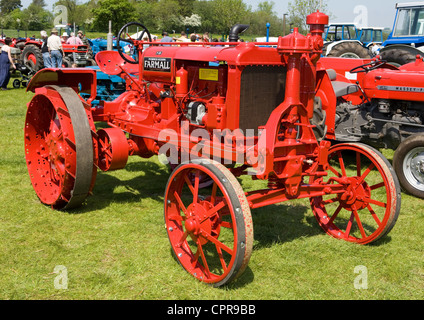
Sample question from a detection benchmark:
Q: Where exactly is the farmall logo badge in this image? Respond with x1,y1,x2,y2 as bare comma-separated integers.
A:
144,57,172,72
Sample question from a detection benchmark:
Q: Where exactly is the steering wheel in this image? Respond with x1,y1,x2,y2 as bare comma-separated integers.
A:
349,59,387,74
117,22,152,64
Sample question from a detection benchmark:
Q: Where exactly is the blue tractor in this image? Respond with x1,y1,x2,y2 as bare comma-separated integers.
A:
380,2,424,66
80,66,127,106
323,23,383,58
88,38,118,58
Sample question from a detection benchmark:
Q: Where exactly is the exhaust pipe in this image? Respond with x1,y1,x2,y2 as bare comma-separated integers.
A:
229,24,249,42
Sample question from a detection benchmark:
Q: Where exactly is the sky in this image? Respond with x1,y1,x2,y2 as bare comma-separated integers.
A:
21,0,401,29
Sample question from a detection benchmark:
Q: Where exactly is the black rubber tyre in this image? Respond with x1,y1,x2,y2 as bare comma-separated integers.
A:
86,58,97,66
393,134,424,199
22,45,44,71
12,79,21,89
62,57,72,68
327,42,371,59
310,97,327,141
380,48,416,67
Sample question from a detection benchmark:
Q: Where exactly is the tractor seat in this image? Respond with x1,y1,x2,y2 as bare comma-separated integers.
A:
327,69,360,97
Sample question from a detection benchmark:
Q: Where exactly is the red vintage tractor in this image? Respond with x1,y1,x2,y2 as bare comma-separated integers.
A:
20,39,95,71
23,12,401,287
318,55,424,199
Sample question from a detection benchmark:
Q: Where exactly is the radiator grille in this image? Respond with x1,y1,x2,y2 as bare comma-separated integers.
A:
239,65,286,131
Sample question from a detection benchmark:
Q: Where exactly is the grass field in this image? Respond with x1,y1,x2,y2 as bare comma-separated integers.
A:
0,86,423,300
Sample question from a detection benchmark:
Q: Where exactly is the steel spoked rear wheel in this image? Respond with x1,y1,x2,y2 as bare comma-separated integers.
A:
24,86,97,210
164,159,253,287
310,143,401,244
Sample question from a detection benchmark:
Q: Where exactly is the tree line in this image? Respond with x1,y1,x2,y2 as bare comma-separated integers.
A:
0,0,328,37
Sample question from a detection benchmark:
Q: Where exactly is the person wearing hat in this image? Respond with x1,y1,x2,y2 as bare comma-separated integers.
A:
47,28,64,68
40,30,52,68
61,32,69,43
160,31,174,46
66,32,83,45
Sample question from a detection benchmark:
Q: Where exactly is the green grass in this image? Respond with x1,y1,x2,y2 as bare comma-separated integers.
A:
0,87,423,300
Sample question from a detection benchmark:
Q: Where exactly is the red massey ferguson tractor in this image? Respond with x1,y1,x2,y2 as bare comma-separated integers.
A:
23,12,401,287
318,55,424,199
20,38,95,71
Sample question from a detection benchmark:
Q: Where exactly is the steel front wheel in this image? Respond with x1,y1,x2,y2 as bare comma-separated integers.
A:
310,143,401,244
24,86,98,210
164,159,253,287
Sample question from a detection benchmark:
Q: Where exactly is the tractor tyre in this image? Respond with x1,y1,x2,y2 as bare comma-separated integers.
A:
393,133,424,199
310,97,327,142
380,48,416,67
22,45,44,71
327,42,371,59
24,86,98,210
86,58,97,66
62,57,72,68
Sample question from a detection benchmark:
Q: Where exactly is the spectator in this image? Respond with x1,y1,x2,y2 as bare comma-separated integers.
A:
40,30,52,68
190,34,197,42
0,37,16,90
160,32,174,45
66,32,83,45
48,28,64,68
61,32,69,43
175,31,190,43
202,32,209,42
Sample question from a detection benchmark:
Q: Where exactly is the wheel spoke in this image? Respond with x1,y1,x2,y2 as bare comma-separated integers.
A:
184,175,195,197
356,152,361,176
210,182,217,205
338,151,347,177
357,163,375,184
352,207,367,238
202,231,234,256
367,204,382,227
173,191,188,216
216,247,228,272
197,240,211,278
328,164,342,177
344,212,355,239
370,181,385,190
193,170,200,204
176,231,188,248
328,203,343,225
220,221,233,229
321,196,339,206
364,197,386,208
200,200,227,224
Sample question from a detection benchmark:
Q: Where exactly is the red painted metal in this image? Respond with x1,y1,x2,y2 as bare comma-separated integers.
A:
24,11,401,286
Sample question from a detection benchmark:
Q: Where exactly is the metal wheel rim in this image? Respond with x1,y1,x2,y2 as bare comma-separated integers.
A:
310,144,399,244
25,87,97,210
403,147,424,191
164,161,249,286
340,52,360,59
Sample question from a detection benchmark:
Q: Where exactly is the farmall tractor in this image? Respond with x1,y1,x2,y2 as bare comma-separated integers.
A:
23,12,401,287
318,55,424,199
